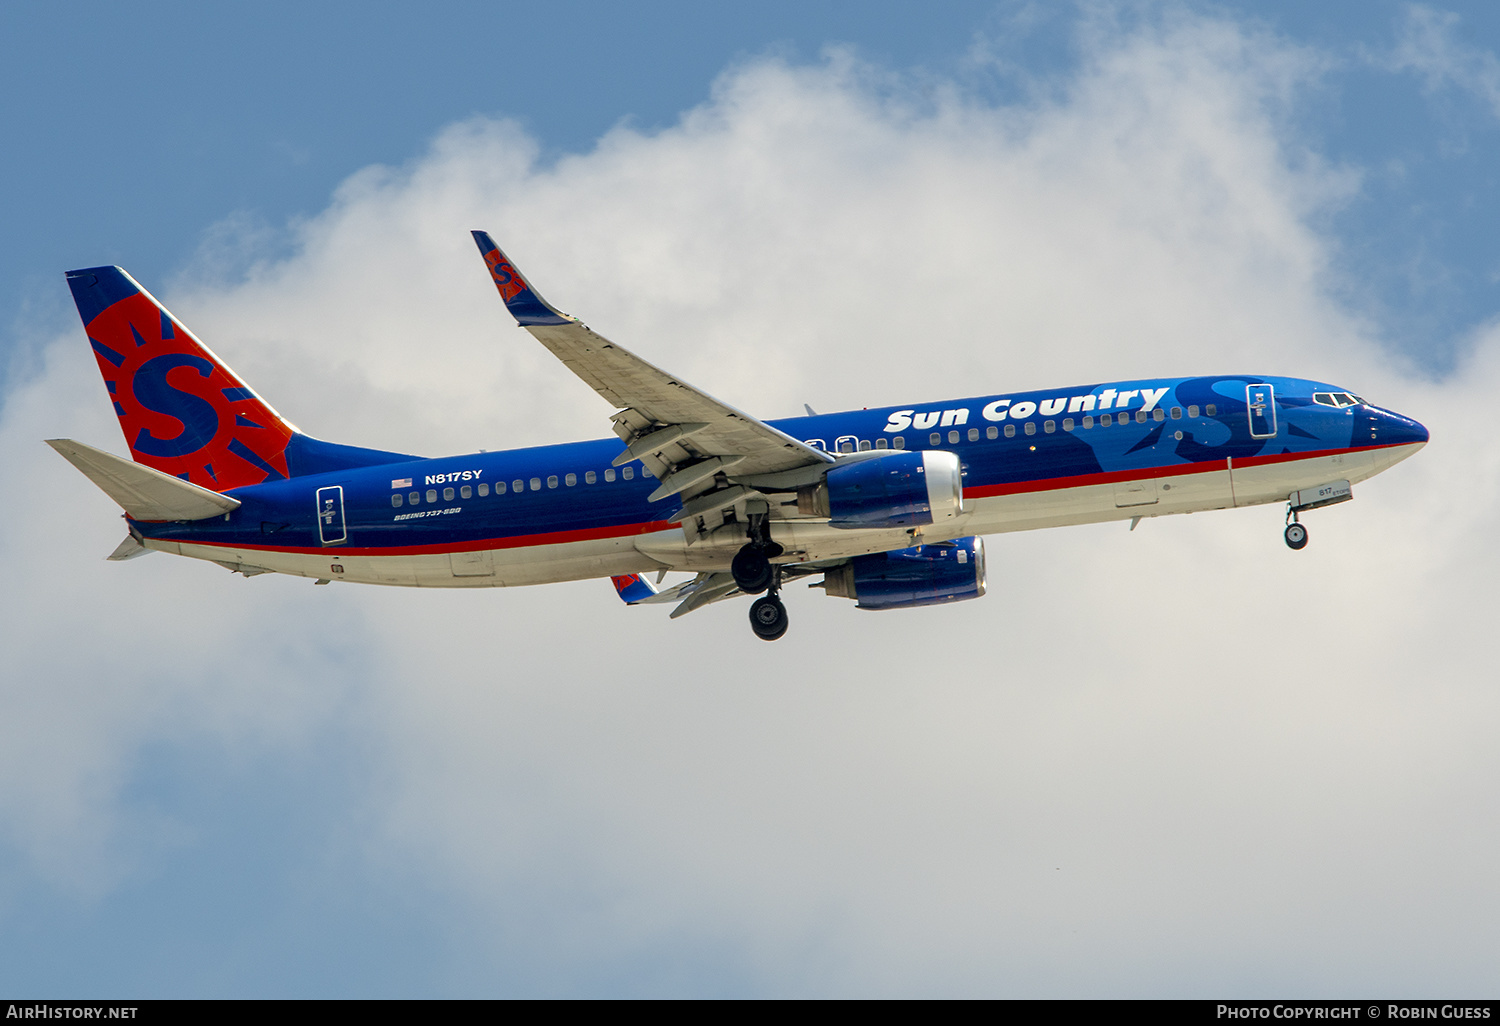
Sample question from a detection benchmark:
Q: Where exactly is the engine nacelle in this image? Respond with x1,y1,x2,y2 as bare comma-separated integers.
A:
820,536,987,610
796,450,963,529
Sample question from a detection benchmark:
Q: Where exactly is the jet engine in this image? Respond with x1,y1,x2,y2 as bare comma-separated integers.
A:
818,537,986,610
796,450,963,529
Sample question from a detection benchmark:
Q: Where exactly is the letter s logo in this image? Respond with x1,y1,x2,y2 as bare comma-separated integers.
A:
885,410,914,432
130,354,222,458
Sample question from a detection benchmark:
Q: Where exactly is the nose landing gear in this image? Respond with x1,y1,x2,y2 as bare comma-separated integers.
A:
1284,506,1308,550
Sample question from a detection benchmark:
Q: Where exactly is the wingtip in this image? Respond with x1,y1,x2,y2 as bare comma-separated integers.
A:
469,231,571,327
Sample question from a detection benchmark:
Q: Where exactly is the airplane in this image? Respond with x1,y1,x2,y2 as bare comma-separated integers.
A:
48,231,1430,641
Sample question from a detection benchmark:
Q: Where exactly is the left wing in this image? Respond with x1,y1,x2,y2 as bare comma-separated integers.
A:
471,231,832,504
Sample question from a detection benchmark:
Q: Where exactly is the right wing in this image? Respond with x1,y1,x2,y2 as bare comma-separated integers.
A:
471,231,833,504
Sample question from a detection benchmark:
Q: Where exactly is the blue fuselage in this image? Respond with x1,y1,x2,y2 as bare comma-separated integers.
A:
134,374,1428,567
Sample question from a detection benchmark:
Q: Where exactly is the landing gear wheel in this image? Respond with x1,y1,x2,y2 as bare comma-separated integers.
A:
1284,522,1308,550
749,595,789,641
732,544,774,594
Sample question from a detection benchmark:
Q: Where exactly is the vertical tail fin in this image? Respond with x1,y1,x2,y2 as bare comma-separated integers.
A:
65,266,297,491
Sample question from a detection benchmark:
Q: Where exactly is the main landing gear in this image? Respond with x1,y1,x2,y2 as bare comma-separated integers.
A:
736,505,789,640
750,590,789,641
1284,507,1308,550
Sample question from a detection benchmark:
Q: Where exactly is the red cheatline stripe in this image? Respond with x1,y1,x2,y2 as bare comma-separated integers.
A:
181,519,677,557
964,443,1400,499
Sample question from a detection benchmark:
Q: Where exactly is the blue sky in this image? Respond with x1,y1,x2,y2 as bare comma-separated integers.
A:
7,1,1500,376
3,1,1500,998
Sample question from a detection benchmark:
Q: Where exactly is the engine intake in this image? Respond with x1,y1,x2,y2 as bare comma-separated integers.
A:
821,537,986,610
796,450,963,529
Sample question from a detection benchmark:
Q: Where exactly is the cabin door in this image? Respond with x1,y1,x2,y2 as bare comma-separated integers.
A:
1246,383,1277,438
316,486,347,546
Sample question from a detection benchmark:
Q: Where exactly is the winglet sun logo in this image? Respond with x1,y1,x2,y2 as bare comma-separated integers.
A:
483,247,530,304
80,280,295,491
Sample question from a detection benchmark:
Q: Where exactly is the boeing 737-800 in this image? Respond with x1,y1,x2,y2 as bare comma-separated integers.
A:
48,231,1429,640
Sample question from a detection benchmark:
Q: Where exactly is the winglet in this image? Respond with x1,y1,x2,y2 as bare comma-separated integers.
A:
470,231,572,326
610,573,659,604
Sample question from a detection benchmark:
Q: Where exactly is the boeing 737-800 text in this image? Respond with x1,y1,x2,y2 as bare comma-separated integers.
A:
48,231,1429,640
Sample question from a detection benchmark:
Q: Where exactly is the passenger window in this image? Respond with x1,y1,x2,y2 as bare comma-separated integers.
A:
875,438,888,449
893,436,906,449
586,470,597,484
1082,416,1093,429
391,494,403,507
986,426,998,440
948,430,960,444
622,467,634,480
1136,411,1146,424
930,432,942,446
807,439,826,451
1062,418,1074,431
409,491,420,504
605,469,616,482
478,483,490,496
1101,413,1112,426
1206,404,1217,416
1187,405,1199,418
460,485,472,499
837,436,855,453
1004,424,1016,438
1153,409,1165,422
427,489,438,503
859,439,871,451
1170,407,1182,419
643,467,655,478
529,478,541,491
565,473,577,486
547,475,558,488
967,428,979,442
1044,420,1056,433
513,479,524,492
1024,422,1036,436
444,487,455,501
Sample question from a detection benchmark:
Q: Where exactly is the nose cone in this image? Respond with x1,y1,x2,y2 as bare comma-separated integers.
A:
1375,408,1429,448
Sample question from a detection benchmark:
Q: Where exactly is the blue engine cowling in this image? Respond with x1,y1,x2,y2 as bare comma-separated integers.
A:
820,536,987,610
796,450,963,529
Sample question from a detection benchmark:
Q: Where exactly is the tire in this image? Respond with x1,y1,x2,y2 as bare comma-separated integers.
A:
1284,522,1308,550
732,545,773,594
749,596,789,641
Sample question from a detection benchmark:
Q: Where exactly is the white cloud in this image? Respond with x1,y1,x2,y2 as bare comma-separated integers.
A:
2,9,1497,994
1387,4,1500,119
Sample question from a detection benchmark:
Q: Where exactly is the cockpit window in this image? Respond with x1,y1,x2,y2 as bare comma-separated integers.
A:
1313,391,1364,408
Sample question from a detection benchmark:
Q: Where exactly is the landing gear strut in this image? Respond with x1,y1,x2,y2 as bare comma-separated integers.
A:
1284,506,1308,550
730,505,783,595
733,505,789,639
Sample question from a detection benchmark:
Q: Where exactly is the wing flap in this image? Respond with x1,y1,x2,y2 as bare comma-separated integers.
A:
47,438,242,521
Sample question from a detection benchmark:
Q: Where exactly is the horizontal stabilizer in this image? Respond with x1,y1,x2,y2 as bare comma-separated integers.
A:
107,534,153,561
47,438,242,521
